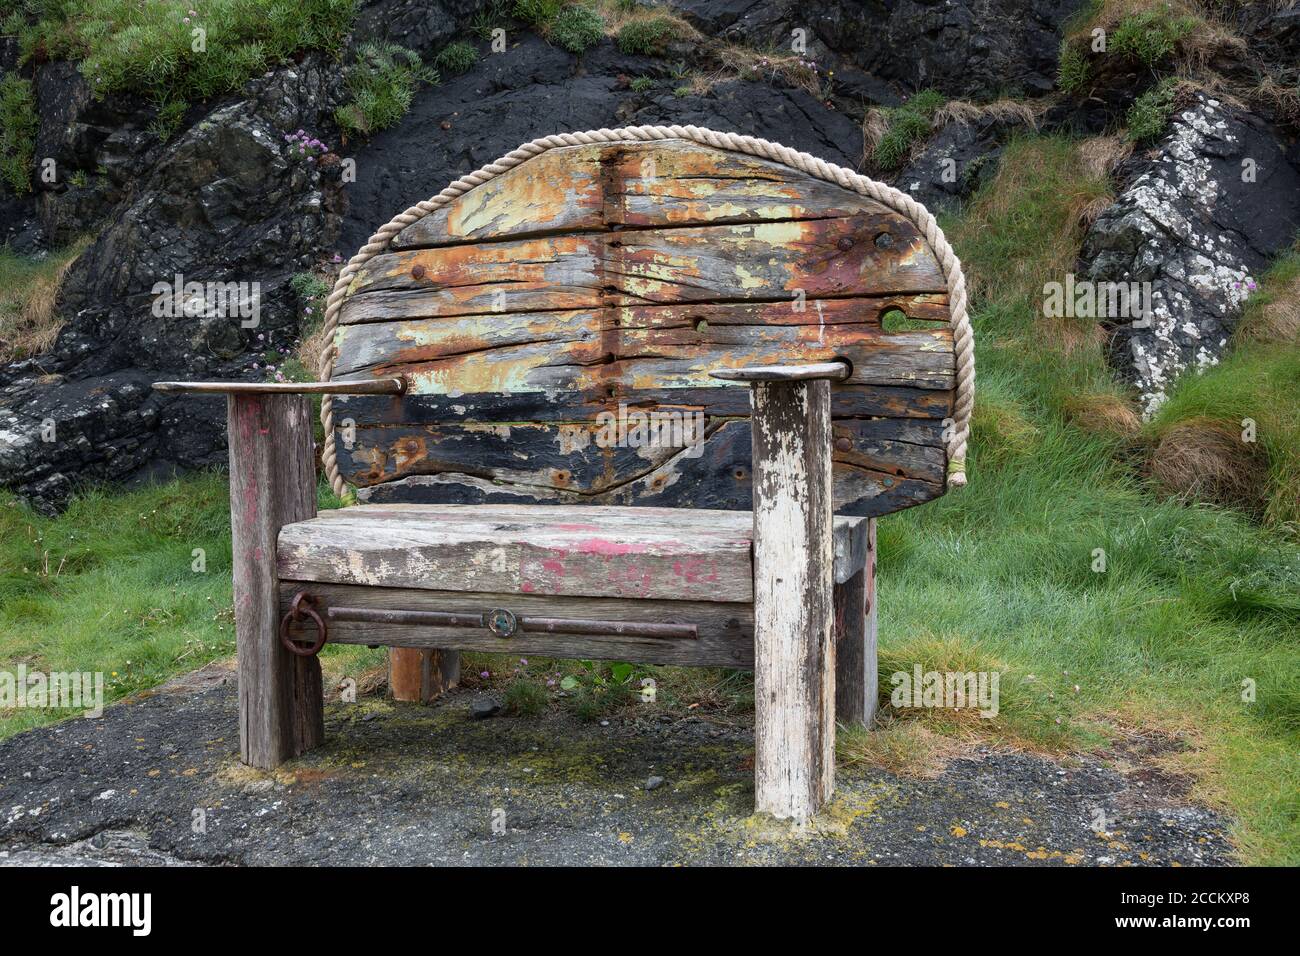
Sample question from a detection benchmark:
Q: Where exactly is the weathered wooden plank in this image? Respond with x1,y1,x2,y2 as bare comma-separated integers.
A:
336,420,692,492
835,517,876,728
389,141,890,250
332,296,950,378
348,421,944,517
337,324,953,393
749,376,836,821
278,583,757,668
345,214,944,317
228,393,323,769
277,509,757,602
389,647,459,704
333,384,953,427
337,414,944,492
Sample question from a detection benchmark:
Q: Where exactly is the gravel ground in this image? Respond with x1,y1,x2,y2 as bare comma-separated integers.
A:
0,663,1233,866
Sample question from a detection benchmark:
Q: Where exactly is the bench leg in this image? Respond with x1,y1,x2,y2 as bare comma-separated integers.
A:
227,393,324,769
835,517,878,728
749,378,836,821
389,648,459,703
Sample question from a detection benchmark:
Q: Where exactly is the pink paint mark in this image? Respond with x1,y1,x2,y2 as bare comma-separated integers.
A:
553,523,601,532
673,559,720,586
575,537,650,556
541,558,566,576
521,581,536,593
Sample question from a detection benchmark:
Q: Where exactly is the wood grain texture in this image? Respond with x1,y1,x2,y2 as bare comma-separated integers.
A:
278,583,756,668
277,504,867,604
228,394,323,769
332,139,955,518
389,648,459,704
835,517,877,728
750,379,836,821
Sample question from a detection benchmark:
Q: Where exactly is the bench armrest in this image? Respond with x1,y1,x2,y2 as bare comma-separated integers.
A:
708,360,851,384
153,378,406,395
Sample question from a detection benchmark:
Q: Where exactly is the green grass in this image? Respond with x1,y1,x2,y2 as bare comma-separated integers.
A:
334,42,437,139
1126,76,1181,142
1111,5,1197,68
550,3,604,53
871,88,944,171
1,132,1296,864
0,72,37,193
0,476,385,737
15,0,356,108
512,0,564,27
615,15,673,55
433,40,478,75
1057,41,1090,95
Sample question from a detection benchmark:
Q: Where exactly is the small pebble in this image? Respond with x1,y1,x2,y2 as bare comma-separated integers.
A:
645,775,664,791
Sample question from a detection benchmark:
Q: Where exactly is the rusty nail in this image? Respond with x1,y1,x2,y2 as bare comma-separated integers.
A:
834,437,852,452
837,237,854,251
411,264,426,280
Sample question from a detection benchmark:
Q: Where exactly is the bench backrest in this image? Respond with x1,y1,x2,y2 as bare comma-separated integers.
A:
328,137,956,517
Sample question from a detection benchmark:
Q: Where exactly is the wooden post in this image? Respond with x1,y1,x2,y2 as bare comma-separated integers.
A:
748,376,837,821
227,393,324,768
835,517,877,728
389,648,459,703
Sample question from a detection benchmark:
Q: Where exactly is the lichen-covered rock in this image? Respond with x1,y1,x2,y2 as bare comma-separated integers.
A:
1080,95,1300,417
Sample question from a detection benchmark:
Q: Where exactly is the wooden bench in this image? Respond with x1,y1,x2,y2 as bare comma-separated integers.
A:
157,127,972,821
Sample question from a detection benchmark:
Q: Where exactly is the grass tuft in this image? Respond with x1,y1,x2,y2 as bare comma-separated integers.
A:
334,42,437,139
867,88,944,171
0,73,37,193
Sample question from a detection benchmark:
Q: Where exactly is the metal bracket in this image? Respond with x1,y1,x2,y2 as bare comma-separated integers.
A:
325,605,697,641
279,591,329,657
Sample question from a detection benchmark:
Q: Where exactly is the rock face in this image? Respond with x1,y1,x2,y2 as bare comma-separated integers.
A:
1080,95,1300,416
0,59,346,511
669,0,1084,100
892,113,1027,216
2,1,1298,510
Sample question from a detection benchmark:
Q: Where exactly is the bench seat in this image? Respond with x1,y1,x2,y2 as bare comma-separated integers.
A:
276,504,869,669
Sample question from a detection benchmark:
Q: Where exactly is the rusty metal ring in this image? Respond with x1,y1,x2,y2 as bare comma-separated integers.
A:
279,591,328,657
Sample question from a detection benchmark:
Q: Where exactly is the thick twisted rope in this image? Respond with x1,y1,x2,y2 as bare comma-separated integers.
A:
318,126,974,498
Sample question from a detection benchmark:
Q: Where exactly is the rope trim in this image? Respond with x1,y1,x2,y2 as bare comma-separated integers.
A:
318,125,974,497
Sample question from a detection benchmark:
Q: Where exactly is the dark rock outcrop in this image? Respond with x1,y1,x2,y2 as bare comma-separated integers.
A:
1080,95,1300,416
0,59,347,511
669,0,1084,100
891,113,1029,215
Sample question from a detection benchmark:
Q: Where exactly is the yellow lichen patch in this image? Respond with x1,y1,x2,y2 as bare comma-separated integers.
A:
950,824,968,837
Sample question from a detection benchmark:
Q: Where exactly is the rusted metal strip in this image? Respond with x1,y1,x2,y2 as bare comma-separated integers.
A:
709,360,851,383
153,378,406,395
325,605,697,640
